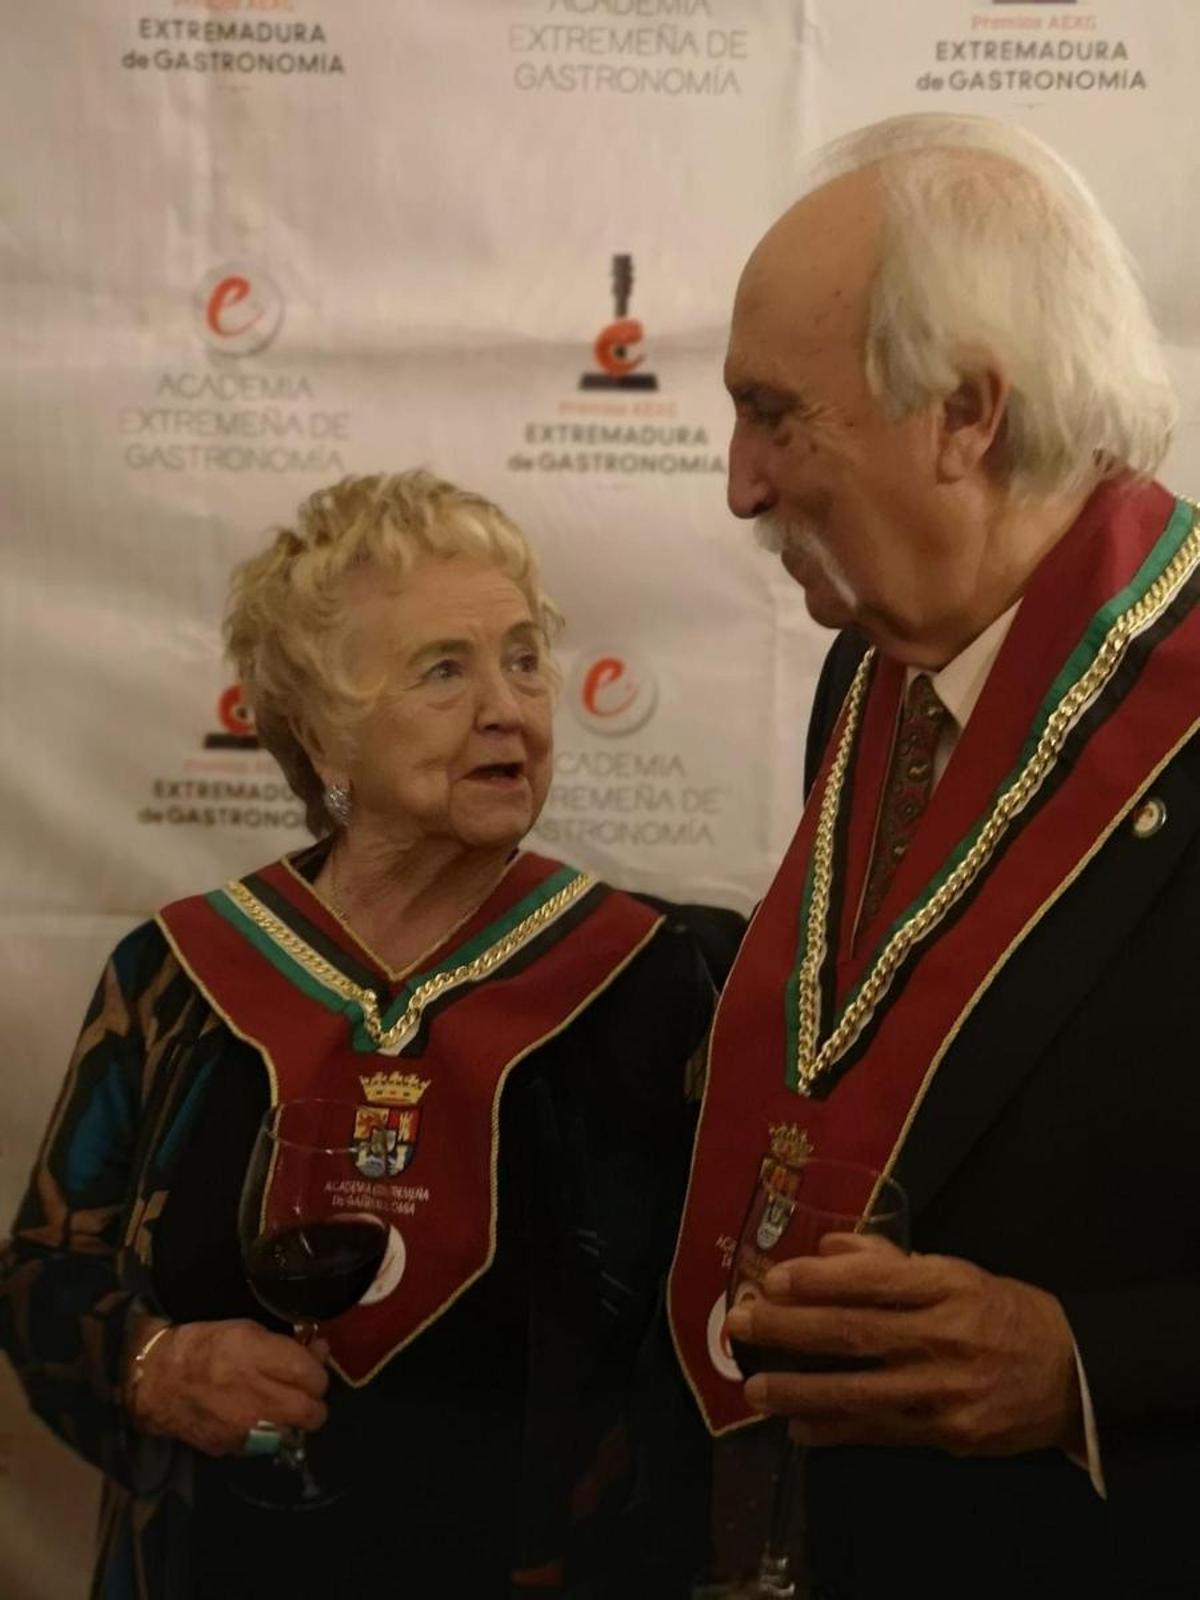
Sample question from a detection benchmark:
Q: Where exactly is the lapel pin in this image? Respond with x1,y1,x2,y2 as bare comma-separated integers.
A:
1131,796,1168,839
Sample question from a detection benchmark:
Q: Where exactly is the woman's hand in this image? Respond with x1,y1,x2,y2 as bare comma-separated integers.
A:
127,1318,330,1457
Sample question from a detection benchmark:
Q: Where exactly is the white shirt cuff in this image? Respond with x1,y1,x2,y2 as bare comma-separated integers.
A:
1067,1337,1107,1499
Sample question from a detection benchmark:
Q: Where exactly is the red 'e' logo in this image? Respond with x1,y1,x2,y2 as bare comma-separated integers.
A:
582,656,637,719
195,262,284,356
206,276,260,341
568,649,658,737
217,684,257,738
594,318,645,377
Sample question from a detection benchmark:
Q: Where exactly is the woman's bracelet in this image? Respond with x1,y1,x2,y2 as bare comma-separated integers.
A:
124,1320,173,1409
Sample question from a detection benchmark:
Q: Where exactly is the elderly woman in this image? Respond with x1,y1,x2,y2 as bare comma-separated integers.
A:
1,472,740,1599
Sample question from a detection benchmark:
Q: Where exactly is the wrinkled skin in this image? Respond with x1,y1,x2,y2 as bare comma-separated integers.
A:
129,1318,330,1457
724,1234,1082,1457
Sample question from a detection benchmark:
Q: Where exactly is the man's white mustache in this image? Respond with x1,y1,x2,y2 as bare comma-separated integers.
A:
754,514,820,557
754,513,859,607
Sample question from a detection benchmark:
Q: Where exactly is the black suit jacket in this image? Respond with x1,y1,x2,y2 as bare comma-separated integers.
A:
802,630,1200,1600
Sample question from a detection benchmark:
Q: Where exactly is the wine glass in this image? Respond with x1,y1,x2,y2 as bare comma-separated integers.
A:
725,1153,910,1599
237,1097,391,1507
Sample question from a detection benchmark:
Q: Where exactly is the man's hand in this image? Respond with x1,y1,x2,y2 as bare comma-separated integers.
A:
128,1319,330,1456
723,1234,1084,1457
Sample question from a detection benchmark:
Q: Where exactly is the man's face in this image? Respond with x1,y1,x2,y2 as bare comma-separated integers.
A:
725,171,947,650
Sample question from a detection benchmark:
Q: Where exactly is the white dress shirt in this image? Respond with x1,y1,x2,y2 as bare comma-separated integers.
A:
906,600,1021,783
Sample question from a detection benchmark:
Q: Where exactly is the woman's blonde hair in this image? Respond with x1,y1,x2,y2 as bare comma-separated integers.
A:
225,470,562,835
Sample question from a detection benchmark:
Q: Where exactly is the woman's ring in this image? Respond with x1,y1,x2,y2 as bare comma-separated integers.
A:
242,1420,283,1457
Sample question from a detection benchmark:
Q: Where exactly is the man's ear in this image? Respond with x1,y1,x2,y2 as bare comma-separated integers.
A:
936,368,1010,482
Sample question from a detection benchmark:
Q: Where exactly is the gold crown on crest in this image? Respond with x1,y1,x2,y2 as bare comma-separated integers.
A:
359,1070,430,1107
768,1123,813,1167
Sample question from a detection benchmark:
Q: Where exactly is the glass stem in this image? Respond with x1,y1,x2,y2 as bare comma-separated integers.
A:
278,1427,323,1502
758,1433,800,1598
282,1320,322,1501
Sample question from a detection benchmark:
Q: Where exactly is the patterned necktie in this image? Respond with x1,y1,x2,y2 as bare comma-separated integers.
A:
859,673,950,935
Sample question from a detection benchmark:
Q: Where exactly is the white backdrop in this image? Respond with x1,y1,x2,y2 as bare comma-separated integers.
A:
3,2,1198,1592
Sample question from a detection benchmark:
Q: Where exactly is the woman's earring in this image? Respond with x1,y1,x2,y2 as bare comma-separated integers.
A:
323,782,352,828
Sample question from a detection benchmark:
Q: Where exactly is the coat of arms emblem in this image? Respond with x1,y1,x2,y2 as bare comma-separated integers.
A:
755,1123,813,1251
353,1070,430,1178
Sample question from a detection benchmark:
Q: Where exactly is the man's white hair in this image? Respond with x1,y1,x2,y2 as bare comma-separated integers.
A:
803,114,1177,495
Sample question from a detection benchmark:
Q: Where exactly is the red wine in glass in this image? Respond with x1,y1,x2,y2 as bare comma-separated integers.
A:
237,1098,391,1508
245,1217,388,1325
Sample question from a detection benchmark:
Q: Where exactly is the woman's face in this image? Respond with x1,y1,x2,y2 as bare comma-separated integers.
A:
330,555,554,853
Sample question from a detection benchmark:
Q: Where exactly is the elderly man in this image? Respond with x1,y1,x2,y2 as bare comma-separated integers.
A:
668,114,1200,1597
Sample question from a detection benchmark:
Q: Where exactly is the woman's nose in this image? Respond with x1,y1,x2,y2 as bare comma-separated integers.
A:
476,668,522,729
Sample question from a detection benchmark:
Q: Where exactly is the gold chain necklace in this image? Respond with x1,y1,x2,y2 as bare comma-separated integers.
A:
225,869,595,1053
792,502,1200,1097
323,846,511,982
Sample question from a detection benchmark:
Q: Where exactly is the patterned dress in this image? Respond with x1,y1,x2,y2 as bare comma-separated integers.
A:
1,869,740,1599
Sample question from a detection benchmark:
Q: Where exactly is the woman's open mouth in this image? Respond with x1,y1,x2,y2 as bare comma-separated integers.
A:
465,762,525,786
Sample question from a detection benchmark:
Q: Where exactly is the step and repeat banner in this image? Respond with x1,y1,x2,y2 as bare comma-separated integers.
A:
2,2,1197,1592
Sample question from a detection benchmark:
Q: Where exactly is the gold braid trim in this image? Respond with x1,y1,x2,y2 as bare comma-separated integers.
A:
223,871,596,1054
797,652,874,1072
794,504,1200,1097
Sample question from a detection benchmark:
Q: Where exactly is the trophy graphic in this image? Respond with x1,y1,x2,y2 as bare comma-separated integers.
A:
580,254,658,391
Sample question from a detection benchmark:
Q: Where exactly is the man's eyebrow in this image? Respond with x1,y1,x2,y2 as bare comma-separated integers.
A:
728,379,806,411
